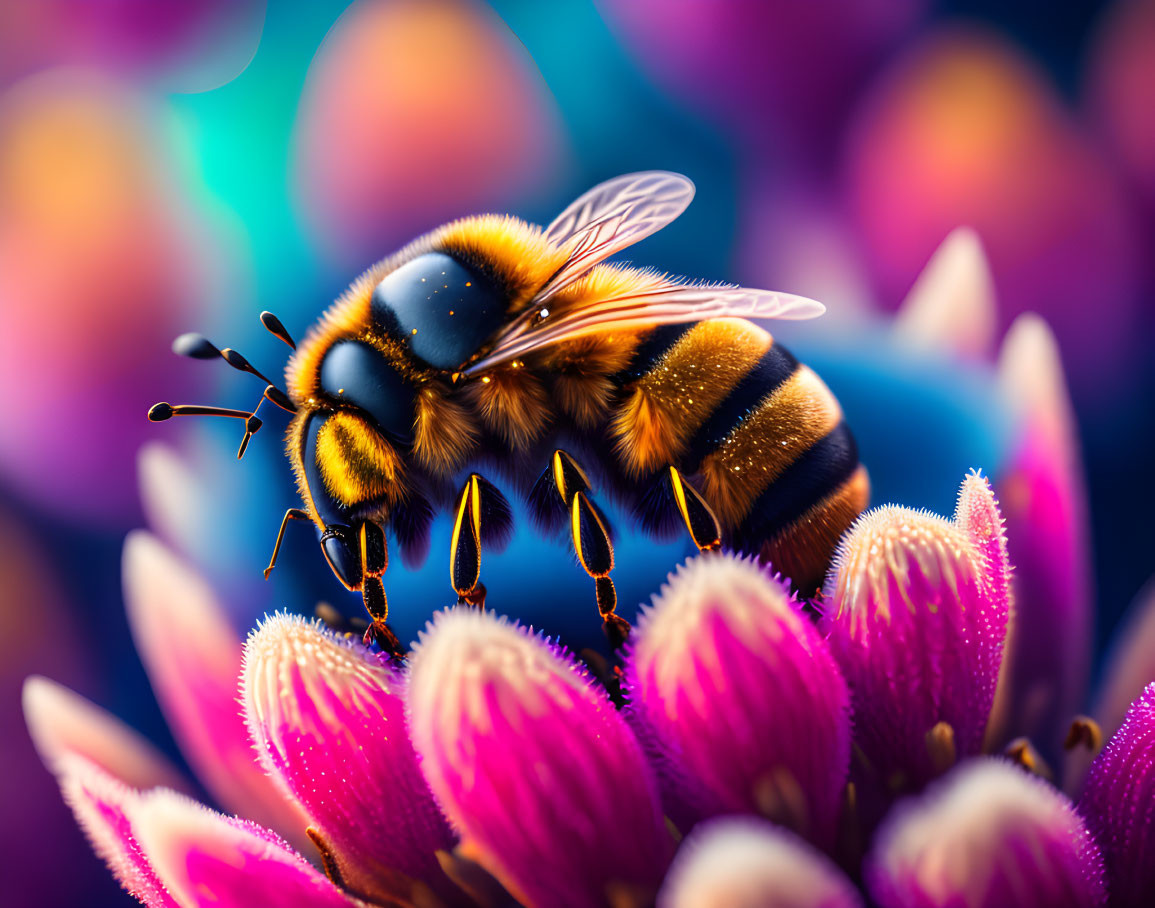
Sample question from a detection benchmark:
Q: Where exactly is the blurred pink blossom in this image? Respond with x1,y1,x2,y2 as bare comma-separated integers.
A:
293,0,565,269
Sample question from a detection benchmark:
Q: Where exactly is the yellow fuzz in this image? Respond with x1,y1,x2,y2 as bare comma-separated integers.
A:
314,410,404,508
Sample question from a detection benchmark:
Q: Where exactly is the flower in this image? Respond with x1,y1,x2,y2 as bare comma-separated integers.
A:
824,471,1010,807
24,462,1153,906
866,759,1106,908
22,243,1155,907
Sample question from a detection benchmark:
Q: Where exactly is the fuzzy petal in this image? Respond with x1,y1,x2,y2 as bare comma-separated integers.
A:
241,613,456,904
1078,683,1155,906
867,759,1106,908
131,788,363,908
658,817,863,908
121,531,309,842
23,675,190,794
408,607,673,908
825,484,1009,800
953,471,1015,747
954,471,1012,615
53,754,177,907
892,227,996,360
628,553,850,847
996,313,1093,762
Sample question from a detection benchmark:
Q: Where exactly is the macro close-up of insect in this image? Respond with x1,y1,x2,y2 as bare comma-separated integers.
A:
150,172,868,657
14,3,1155,903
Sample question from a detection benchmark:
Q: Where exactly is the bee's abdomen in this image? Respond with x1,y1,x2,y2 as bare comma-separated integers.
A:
613,319,867,591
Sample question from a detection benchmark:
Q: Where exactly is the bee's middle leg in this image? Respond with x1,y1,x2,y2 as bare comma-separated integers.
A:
545,450,630,649
448,473,513,609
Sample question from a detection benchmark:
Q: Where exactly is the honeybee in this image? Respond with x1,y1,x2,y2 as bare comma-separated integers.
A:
150,173,868,656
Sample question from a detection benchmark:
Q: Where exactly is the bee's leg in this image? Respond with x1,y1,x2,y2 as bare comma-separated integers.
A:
263,508,311,579
667,466,722,552
449,474,488,608
447,473,513,608
355,520,403,658
545,449,630,649
571,492,630,649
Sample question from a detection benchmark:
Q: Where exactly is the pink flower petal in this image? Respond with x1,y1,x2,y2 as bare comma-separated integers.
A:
953,470,1014,746
996,313,1093,762
23,675,191,795
658,817,863,908
121,531,309,843
408,608,673,908
1078,682,1155,907
131,788,363,908
825,482,1010,803
628,554,850,848
53,754,177,907
241,613,457,904
892,227,997,360
867,759,1106,908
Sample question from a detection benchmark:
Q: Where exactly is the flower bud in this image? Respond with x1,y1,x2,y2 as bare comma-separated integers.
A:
408,607,672,908
826,482,1009,796
629,553,850,847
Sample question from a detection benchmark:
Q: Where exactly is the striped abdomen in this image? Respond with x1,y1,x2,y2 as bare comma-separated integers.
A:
610,318,869,592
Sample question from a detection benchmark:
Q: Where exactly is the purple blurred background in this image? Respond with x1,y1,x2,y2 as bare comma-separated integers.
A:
1,1,1152,904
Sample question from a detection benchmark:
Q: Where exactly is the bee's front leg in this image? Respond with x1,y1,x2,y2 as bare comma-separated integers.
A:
355,521,404,658
449,473,512,609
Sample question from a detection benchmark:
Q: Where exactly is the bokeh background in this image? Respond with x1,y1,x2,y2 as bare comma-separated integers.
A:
1,1,1152,904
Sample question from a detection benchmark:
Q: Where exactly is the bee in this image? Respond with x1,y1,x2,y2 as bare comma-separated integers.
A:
150,173,868,656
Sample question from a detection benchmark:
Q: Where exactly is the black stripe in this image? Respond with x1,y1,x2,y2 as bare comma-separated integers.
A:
615,323,694,384
303,412,350,527
682,342,799,471
734,421,859,547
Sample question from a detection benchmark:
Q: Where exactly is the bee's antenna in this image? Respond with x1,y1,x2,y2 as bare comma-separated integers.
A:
147,402,263,460
159,314,300,459
260,311,296,350
172,332,297,415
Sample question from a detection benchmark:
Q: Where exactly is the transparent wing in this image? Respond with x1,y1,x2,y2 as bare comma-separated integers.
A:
464,281,825,376
537,171,695,303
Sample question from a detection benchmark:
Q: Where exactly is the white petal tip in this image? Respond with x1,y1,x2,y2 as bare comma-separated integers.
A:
22,675,188,793
660,818,861,908
894,226,996,358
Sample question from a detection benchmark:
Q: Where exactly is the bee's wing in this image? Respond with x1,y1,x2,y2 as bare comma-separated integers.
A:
464,281,825,375
537,171,695,302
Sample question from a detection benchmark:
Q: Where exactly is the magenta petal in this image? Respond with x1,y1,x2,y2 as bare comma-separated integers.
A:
121,532,310,842
658,817,863,908
867,759,1106,908
408,608,673,908
954,471,1012,619
628,553,850,848
241,614,456,904
132,788,363,908
1077,683,1155,907
996,314,1093,762
23,675,191,795
825,484,1009,798
53,755,177,907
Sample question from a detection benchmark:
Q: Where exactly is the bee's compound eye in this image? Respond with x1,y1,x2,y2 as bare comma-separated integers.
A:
371,251,506,371
319,341,415,445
